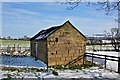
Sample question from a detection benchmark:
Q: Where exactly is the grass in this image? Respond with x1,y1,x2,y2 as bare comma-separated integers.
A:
86,45,114,51
49,61,102,70
1,66,48,72
0,39,30,47
1,60,102,72
0,39,114,50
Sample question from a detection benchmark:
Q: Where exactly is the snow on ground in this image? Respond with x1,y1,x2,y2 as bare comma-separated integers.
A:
86,51,119,57
0,67,120,79
86,51,119,72
0,54,46,68
0,52,120,79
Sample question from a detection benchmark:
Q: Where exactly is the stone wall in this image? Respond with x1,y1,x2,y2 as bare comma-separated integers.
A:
47,22,86,66
31,40,47,64
36,40,47,64
30,41,36,57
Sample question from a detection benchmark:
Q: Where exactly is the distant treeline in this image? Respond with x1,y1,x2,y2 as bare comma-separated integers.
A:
0,38,30,41
0,35,31,41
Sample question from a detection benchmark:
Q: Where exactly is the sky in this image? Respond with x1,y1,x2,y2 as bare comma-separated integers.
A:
1,1,118,38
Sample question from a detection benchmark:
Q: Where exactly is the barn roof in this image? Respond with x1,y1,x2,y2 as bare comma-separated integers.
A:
30,26,61,40
30,21,86,40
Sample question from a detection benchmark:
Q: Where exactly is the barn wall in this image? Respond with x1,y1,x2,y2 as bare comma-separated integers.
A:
30,40,36,57
47,22,86,66
36,40,48,64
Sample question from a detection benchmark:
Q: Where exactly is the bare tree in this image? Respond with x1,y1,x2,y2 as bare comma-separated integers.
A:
111,28,120,51
60,0,120,27
60,0,119,13
105,28,120,51
60,0,120,51
7,36,12,40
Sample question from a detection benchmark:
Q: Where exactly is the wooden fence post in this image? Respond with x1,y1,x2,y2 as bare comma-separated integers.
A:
104,55,107,69
0,44,1,53
92,53,94,66
118,57,120,73
83,53,85,65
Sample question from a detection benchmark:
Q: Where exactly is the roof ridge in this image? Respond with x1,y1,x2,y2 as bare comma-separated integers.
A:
30,20,86,40
30,25,62,40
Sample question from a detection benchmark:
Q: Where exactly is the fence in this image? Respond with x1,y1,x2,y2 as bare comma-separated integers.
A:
0,46,30,55
85,52,120,73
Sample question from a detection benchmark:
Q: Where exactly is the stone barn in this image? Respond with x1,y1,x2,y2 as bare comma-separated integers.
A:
30,21,86,67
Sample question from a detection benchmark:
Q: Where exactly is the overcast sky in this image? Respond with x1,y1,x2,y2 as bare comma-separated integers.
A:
2,2,118,38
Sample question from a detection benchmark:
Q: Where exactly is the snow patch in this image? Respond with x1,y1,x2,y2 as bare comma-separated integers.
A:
86,51,119,72
0,54,46,68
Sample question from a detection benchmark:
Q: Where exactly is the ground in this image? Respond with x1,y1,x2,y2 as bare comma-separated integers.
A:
0,40,120,79
0,39,30,47
0,53,120,80
86,51,119,72
1,67,120,80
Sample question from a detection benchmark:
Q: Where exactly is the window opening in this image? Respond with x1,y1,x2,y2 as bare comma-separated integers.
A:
51,53,54,55
56,38,58,42
68,50,69,53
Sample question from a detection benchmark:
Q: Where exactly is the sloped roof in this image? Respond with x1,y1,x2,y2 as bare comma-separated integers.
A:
30,26,61,40
30,21,86,40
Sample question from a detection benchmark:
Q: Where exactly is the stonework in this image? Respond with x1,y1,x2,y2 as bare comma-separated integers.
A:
47,22,86,66
30,21,86,66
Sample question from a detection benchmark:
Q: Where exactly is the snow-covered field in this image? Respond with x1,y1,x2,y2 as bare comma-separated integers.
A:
0,52,120,79
53,67,120,79
1,67,120,80
0,54,46,68
86,51,119,72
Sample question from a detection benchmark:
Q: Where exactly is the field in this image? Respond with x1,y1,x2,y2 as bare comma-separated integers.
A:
0,53,120,79
0,39,30,55
0,39,120,79
86,45,114,51
0,39,114,51
0,39,30,47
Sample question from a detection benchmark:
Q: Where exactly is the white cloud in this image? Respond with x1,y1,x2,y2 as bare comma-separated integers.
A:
3,11,17,15
3,8,40,16
2,2,117,37
30,14,117,35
